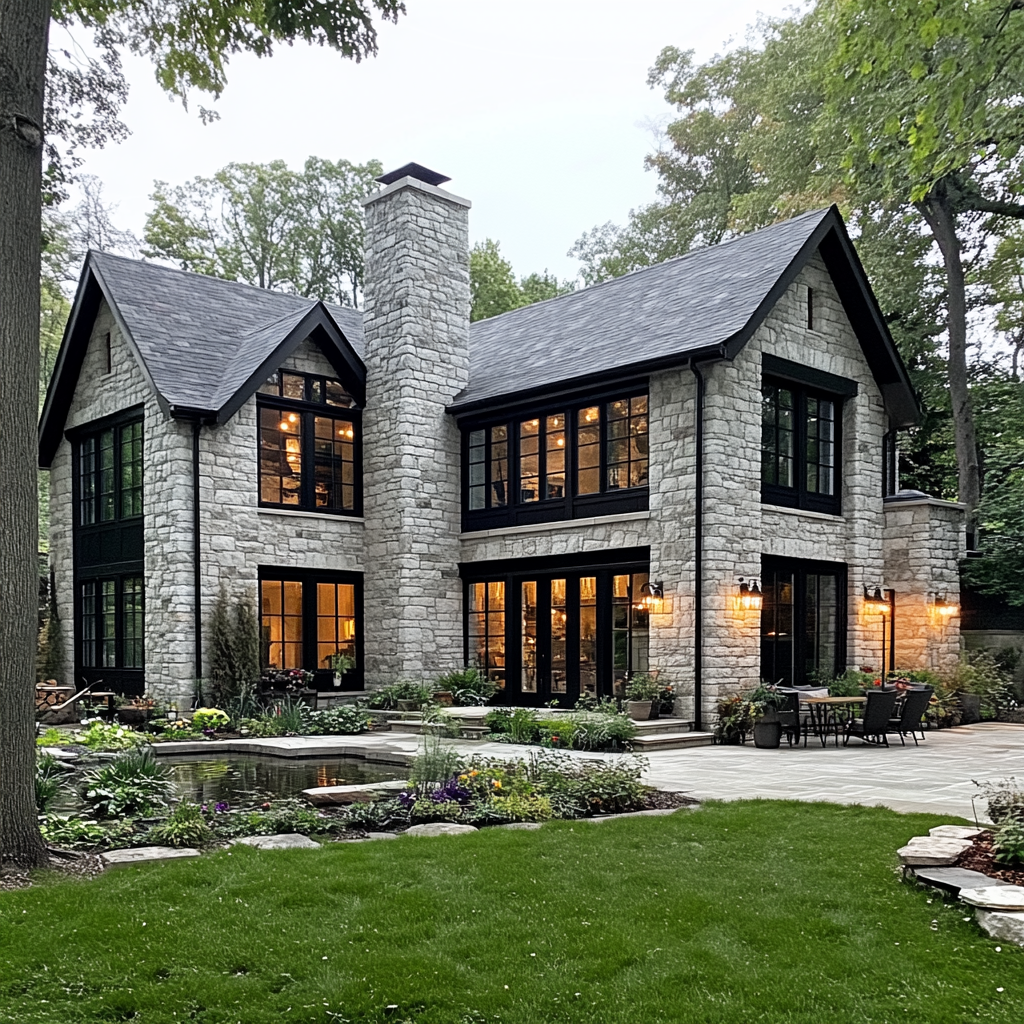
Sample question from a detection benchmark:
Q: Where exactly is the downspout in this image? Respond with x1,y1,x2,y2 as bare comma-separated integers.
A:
690,361,706,731
191,420,202,697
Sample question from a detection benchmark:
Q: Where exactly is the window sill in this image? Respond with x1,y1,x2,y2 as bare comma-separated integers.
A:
460,509,650,540
761,503,844,523
257,507,364,524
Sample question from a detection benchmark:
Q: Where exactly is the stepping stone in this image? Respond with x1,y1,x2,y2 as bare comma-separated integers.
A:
912,866,1011,895
38,746,79,761
959,886,1024,911
402,823,478,837
929,825,985,840
897,836,973,865
975,909,1024,946
340,832,399,842
232,834,320,850
495,822,543,830
102,846,200,867
302,780,409,805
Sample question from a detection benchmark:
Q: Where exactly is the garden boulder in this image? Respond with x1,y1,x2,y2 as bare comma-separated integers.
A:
233,834,321,850
402,823,478,837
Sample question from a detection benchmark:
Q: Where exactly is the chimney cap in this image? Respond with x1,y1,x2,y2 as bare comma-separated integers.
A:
374,162,451,188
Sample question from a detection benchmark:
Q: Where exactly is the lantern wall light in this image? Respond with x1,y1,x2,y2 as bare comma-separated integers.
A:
930,593,959,619
735,577,763,612
863,585,891,615
638,580,665,614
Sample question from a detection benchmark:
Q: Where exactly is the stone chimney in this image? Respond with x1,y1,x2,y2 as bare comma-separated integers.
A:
360,164,471,685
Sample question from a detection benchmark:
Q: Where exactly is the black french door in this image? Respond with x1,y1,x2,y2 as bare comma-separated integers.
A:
464,551,651,707
760,556,847,686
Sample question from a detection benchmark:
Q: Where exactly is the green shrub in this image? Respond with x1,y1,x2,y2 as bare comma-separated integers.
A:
361,681,434,710
148,800,214,847
828,670,874,697
304,705,368,735
529,753,649,817
434,667,499,706
947,650,1015,719
574,694,620,715
341,797,411,831
39,814,136,850
993,816,1024,867
191,707,230,732
214,800,333,838
36,726,74,747
81,748,174,818
35,752,72,811
77,721,148,751
977,777,1024,825
623,673,662,702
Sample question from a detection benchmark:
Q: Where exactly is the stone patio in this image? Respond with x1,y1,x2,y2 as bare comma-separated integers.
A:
153,721,1023,821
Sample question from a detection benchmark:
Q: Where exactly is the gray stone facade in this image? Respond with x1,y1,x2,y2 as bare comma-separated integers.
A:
45,181,962,718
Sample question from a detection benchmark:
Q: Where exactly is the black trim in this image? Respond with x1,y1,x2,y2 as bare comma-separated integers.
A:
192,421,203,685
762,354,858,398
257,566,364,691
461,390,650,532
460,546,650,579
761,377,843,516
691,362,705,731
760,555,848,685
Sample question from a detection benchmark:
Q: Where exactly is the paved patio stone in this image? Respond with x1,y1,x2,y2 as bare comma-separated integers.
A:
302,780,409,805
233,834,320,850
102,846,200,867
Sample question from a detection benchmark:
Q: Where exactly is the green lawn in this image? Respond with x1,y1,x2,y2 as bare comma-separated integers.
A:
0,801,1020,1023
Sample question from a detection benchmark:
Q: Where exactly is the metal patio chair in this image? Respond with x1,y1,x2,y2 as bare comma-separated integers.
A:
888,687,933,746
843,688,900,747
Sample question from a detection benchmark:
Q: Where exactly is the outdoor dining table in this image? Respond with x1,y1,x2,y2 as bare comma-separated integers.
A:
802,695,867,747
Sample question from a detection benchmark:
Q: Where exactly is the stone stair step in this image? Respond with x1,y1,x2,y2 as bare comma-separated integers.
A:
631,731,715,750
630,717,696,736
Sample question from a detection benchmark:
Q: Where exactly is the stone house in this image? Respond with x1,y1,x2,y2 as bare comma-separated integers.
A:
38,163,964,726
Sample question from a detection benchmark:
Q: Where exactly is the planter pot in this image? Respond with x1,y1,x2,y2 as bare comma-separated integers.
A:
396,699,424,713
626,700,653,721
959,693,982,725
432,690,454,707
648,702,660,720
117,707,151,726
752,720,783,749
332,673,343,688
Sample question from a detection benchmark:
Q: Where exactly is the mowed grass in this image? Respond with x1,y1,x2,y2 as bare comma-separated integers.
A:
1,801,1020,1024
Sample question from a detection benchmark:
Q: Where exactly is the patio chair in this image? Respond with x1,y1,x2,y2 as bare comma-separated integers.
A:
843,688,900,747
888,687,932,746
777,690,804,747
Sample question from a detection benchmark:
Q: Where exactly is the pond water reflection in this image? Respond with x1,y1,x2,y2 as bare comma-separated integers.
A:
163,755,406,807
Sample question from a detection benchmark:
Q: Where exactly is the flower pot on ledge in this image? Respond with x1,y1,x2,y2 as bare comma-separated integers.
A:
626,700,653,721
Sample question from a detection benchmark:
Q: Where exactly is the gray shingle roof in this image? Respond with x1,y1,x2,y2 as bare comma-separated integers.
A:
454,208,832,409
89,252,364,411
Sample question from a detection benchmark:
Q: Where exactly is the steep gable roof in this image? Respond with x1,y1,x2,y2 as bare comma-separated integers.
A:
39,253,365,465
451,206,919,427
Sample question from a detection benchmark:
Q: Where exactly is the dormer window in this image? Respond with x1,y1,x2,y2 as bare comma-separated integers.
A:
257,370,361,515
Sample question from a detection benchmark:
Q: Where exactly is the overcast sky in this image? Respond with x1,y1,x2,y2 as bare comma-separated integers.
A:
68,1,798,281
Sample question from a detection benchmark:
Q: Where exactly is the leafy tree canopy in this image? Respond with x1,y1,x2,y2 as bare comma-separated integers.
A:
144,157,381,306
470,239,575,322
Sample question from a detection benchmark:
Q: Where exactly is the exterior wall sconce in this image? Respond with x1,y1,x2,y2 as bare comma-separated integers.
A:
863,586,891,616
735,577,763,612
639,580,665,614
930,594,959,620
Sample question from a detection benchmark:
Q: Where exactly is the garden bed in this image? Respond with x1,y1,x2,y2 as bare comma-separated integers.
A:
959,830,1024,887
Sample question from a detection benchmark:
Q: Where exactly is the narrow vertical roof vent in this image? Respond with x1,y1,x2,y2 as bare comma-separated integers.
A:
374,162,451,187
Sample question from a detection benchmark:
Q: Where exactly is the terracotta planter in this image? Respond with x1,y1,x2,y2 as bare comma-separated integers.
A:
432,690,454,707
396,699,424,713
626,700,653,721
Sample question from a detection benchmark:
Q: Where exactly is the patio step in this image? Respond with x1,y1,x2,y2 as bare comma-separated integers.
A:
631,730,715,751
630,717,696,736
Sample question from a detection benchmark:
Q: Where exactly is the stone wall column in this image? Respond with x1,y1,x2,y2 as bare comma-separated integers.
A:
882,496,964,676
360,173,471,685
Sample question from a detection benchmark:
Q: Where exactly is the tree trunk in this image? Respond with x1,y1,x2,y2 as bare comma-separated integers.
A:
0,0,51,869
917,184,982,534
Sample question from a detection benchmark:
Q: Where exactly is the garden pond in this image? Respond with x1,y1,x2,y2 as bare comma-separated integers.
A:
52,755,406,812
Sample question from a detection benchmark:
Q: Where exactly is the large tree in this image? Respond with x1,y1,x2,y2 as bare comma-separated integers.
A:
571,0,1024,534
1,0,406,870
144,157,381,306
470,238,575,322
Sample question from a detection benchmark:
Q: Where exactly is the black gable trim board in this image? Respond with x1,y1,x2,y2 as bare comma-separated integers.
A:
762,354,858,397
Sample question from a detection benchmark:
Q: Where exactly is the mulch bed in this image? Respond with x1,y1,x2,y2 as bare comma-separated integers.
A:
641,789,700,811
958,830,1024,887
0,850,105,892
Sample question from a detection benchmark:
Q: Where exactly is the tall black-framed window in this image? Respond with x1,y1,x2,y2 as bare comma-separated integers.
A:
760,556,847,686
72,408,145,695
761,378,842,514
258,567,363,690
462,548,651,707
461,390,649,531
257,370,361,516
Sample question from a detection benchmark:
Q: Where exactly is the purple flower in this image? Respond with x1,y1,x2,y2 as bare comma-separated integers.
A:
214,801,230,813
397,790,416,808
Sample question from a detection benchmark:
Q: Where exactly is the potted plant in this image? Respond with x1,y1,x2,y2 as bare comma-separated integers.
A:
394,682,434,713
329,653,356,689
116,696,156,726
624,673,662,720
748,684,785,749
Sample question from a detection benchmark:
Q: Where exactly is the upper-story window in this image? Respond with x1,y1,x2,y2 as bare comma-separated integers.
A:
257,370,361,515
463,392,649,530
78,419,143,526
761,378,841,515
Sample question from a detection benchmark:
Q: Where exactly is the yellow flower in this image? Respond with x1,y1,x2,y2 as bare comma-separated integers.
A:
459,774,468,781
469,770,479,777
492,780,502,789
